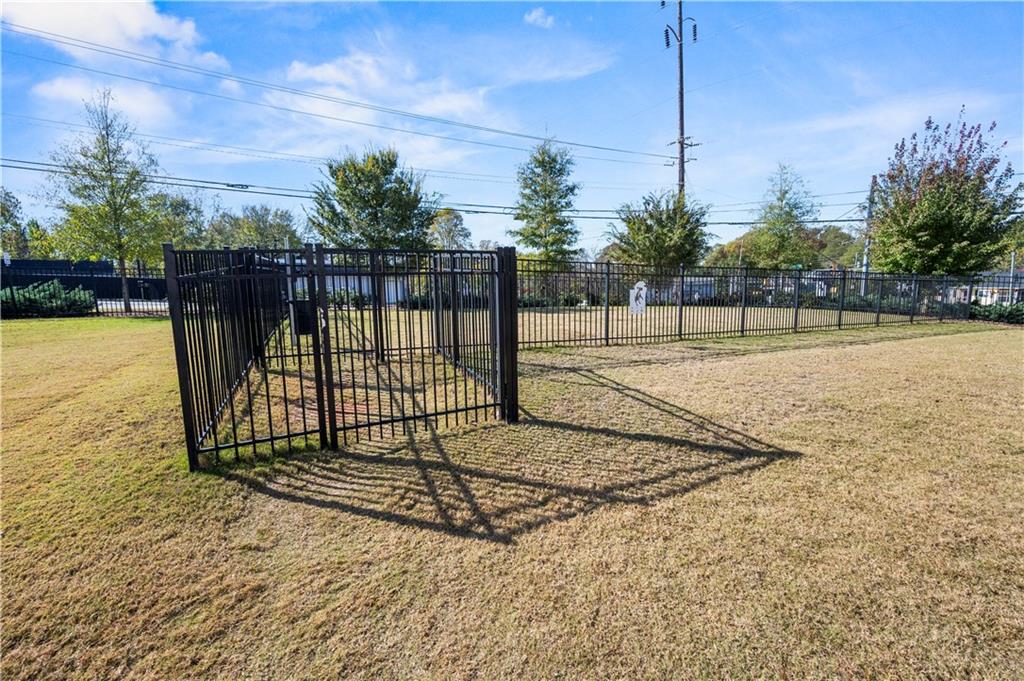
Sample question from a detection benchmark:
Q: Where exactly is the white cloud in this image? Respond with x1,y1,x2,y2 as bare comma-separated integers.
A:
287,50,397,91
31,76,180,129
790,90,1001,139
245,29,614,174
286,48,499,122
219,78,244,96
497,47,612,85
524,7,555,30
1,1,229,69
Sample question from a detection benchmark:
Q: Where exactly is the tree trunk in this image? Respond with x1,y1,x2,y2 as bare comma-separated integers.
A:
118,256,132,314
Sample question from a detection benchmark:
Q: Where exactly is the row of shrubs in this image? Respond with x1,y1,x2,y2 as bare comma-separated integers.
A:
970,302,1024,324
1,279,96,318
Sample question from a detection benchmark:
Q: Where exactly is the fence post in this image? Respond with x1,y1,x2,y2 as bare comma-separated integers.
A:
676,264,685,339
874,275,883,326
313,244,338,449
792,269,801,333
246,248,268,369
496,247,519,423
938,276,947,322
740,267,748,336
432,253,443,350
603,261,611,346
91,268,101,316
837,268,847,330
163,243,200,472
449,256,461,366
369,251,387,363
303,244,329,450
6,269,18,316
966,276,975,319
909,275,918,323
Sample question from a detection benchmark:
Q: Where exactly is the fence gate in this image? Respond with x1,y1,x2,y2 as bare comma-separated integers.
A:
164,243,518,471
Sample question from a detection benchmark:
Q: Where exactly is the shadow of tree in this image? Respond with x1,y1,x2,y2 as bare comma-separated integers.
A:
221,361,801,544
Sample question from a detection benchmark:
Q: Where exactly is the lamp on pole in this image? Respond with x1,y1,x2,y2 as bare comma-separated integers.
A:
662,0,697,197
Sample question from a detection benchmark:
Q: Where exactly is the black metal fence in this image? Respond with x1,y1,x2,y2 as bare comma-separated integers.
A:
516,259,1021,347
164,244,519,470
1,259,168,317
165,246,1018,468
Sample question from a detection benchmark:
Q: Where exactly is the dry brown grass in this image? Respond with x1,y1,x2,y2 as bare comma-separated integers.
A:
2,317,1023,679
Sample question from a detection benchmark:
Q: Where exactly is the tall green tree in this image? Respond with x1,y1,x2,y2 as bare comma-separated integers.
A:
812,224,862,268
49,90,159,312
751,164,821,269
308,148,438,249
509,141,580,262
606,191,712,268
26,219,58,259
703,238,746,267
148,192,207,250
204,205,304,248
869,112,1023,274
992,220,1023,271
1,188,31,258
429,208,471,249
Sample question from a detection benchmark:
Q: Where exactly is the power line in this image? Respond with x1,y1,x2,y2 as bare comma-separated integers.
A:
3,161,875,226
1,163,314,200
4,158,872,218
709,190,868,208
3,113,677,190
6,115,880,204
2,22,676,161
4,49,675,168
1,157,884,222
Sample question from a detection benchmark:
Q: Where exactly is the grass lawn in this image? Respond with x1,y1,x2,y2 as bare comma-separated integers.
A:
2,317,1023,679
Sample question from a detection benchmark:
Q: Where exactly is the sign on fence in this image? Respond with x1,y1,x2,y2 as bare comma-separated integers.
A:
629,280,647,315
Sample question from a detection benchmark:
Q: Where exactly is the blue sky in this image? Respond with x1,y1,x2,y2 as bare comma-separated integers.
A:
2,1,1021,251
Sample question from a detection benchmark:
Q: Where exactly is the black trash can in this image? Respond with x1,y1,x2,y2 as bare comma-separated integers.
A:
289,298,314,335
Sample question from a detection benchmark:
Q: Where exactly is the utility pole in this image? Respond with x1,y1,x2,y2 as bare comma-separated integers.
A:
860,176,876,296
663,1,696,196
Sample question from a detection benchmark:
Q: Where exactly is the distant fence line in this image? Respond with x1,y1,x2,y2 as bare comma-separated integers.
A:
514,259,1021,346
1,259,167,317
1,256,1021,336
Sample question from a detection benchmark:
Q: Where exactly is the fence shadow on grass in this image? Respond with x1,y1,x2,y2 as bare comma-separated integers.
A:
220,365,801,544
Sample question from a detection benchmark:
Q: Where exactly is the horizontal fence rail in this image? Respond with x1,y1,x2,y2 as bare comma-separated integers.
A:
515,259,1021,348
1,259,168,317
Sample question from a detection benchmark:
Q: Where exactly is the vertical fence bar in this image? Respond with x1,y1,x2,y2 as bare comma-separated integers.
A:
603,261,611,346
432,253,443,350
874,274,883,326
837,268,847,330
909,275,918,323
5,277,17,316
369,251,386,363
304,243,329,450
450,261,461,365
740,267,748,337
792,269,801,333
496,247,519,423
676,264,685,338
315,244,339,449
939,275,947,321
163,243,200,471
967,276,975,319
91,268,100,315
